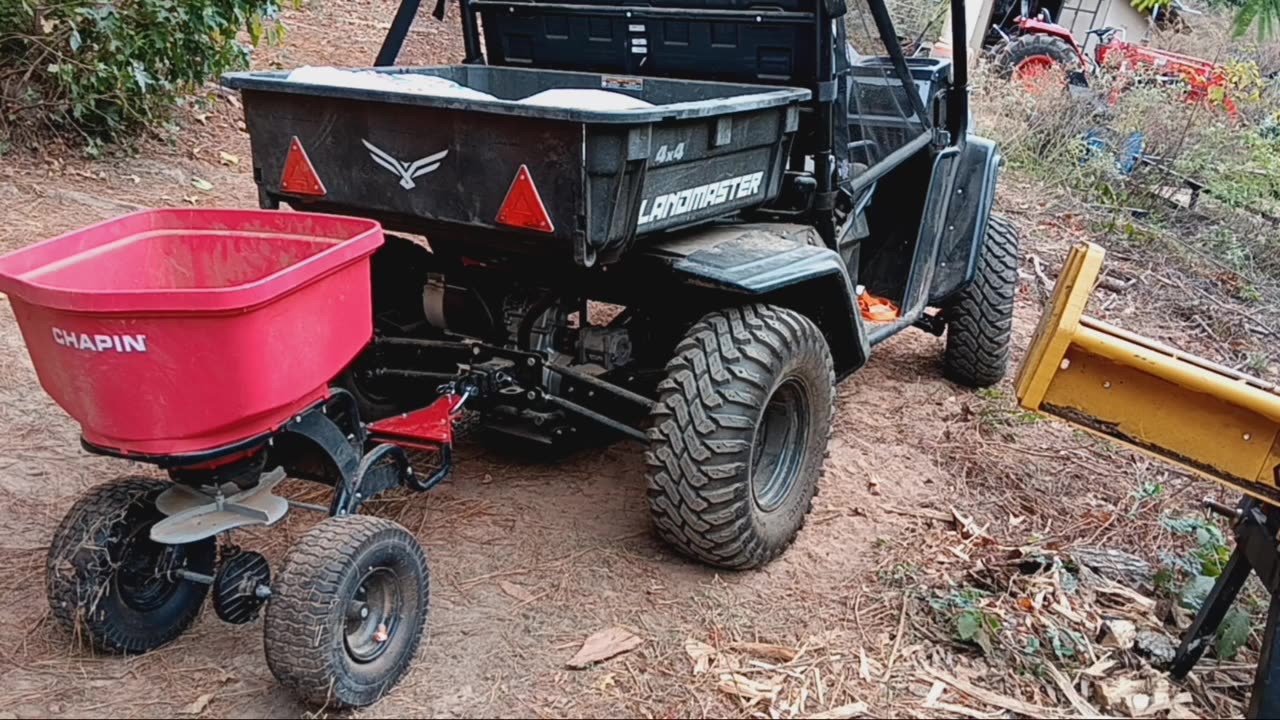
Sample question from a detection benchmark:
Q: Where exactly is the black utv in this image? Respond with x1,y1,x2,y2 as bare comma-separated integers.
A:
223,0,1018,571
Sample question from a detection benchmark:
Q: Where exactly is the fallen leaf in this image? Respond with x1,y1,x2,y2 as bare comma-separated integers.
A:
1095,677,1148,712
685,638,718,675
1100,618,1137,650
1082,658,1118,677
951,508,985,539
566,626,643,669
594,672,616,690
859,648,872,681
191,177,214,191
181,693,214,715
803,702,868,719
219,151,240,166
729,642,798,662
717,672,780,703
498,580,535,604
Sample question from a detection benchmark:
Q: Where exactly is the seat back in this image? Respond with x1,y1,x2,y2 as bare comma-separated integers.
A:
474,0,826,88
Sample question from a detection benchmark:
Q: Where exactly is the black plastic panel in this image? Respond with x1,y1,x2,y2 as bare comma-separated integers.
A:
225,65,807,266
477,0,819,86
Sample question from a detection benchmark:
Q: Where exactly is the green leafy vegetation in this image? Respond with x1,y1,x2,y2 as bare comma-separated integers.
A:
0,0,292,143
1158,514,1259,660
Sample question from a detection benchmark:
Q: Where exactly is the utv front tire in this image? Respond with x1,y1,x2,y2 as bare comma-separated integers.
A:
646,305,835,570
47,476,217,654
942,214,1020,387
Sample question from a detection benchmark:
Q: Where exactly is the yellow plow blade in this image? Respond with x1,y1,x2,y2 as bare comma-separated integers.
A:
1015,242,1280,505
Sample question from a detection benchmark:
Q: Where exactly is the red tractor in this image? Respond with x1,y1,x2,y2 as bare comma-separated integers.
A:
993,8,1237,115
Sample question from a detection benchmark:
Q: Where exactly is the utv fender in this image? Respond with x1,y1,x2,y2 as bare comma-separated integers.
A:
929,135,1002,305
636,224,870,380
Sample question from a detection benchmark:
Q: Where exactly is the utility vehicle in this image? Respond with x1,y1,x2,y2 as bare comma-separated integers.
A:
0,0,1020,708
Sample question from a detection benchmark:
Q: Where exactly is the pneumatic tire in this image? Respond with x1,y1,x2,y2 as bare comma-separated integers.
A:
646,304,835,569
264,515,429,709
942,214,1021,387
996,34,1081,85
46,476,216,654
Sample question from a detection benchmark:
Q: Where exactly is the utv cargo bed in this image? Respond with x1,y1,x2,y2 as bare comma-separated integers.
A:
222,65,809,266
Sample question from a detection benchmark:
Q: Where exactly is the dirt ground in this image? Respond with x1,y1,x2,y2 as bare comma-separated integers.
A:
0,2,1268,718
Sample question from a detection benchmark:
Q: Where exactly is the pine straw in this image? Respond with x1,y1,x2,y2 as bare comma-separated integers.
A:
864,166,1279,720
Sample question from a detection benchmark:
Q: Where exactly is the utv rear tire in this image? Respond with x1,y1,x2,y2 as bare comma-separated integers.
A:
942,214,1020,387
996,34,1080,82
47,476,216,654
337,235,439,422
646,305,835,569
264,515,429,709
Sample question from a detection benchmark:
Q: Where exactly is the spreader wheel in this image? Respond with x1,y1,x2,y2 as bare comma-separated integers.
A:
646,304,835,569
264,515,429,708
46,476,217,654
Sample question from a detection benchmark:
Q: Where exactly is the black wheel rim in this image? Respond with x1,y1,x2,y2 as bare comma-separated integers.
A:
750,378,810,513
344,567,403,663
113,525,184,612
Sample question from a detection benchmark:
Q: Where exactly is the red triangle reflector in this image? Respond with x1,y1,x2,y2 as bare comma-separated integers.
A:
496,165,554,233
280,136,326,197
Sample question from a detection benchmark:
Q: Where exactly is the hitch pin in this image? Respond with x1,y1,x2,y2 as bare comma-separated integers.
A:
1202,497,1242,519
450,387,473,415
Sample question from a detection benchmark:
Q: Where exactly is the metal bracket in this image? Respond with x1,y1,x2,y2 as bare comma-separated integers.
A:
1171,498,1280,719
279,408,363,516
151,468,289,544
913,311,947,337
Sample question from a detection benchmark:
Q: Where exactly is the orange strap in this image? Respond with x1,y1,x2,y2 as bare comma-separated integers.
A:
858,292,900,323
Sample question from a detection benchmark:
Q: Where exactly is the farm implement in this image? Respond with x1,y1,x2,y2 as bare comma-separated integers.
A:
0,0,1020,707
1018,243,1280,718
995,10,1238,115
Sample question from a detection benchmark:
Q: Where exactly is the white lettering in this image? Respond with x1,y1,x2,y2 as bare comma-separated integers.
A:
673,188,693,216
50,328,148,353
652,194,669,221
637,171,767,226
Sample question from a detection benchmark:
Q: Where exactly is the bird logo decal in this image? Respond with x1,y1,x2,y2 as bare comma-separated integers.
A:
362,139,449,190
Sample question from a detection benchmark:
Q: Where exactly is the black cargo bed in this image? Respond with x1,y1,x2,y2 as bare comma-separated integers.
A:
223,65,809,266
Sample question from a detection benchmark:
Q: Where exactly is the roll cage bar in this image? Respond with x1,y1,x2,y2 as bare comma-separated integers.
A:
372,0,972,246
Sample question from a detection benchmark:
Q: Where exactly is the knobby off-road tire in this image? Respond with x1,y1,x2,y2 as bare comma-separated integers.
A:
337,234,438,421
46,476,216,654
996,34,1081,80
264,515,429,709
646,304,835,569
942,214,1021,387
